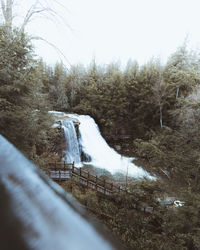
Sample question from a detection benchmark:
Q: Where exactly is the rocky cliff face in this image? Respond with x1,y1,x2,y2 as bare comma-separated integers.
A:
48,115,80,162
33,114,80,168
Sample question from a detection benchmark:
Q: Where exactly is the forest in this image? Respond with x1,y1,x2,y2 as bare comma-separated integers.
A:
1,5,200,249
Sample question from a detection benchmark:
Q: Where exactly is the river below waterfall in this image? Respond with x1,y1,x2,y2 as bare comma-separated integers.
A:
50,111,155,180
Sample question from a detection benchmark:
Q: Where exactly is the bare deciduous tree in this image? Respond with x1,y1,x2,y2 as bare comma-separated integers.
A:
173,85,200,132
1,0,14,27
0,0,66,30
0,0,71,65
151,78,171,128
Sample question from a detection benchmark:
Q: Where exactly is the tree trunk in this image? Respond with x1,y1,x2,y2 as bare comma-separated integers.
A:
160,105,163,128
193,165,200,191
176,87,179,99
1,0,13,28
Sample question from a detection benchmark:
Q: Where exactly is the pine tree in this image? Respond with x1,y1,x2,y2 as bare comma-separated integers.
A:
0,25,52,157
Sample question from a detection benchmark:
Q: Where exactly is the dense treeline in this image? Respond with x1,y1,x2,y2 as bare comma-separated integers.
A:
2,19,200,249
43,46,200,137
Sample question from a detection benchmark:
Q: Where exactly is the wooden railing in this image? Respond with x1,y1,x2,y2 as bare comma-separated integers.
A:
45,162,127,196
45,162,154,213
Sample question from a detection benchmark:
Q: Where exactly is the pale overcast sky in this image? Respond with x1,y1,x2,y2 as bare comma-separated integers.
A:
22,0,200,67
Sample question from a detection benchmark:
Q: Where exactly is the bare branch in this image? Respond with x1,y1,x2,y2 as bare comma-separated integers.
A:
31,35,71,70
0,0,72,67
19,0,73,33
1,0,6,18
21,7,52,30
1,0,14,27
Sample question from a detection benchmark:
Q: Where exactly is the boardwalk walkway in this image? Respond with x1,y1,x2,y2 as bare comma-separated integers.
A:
45,162,154,213
45,162,127,196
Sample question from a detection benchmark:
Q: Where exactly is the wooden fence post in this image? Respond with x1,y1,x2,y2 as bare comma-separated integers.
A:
59,170,61,182
111,183,113,192
87,172,89,186
95,175,98,190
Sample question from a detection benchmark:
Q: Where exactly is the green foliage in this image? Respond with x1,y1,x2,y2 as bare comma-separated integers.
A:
45,52,200,137
61,177,200,250
48,63,70,111
163,44,200,99
0,25,53,157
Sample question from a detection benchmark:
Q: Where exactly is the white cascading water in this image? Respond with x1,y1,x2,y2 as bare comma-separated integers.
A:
66,114,155,180
61,120,81,164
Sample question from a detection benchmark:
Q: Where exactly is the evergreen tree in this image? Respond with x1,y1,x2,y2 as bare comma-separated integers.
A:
164,44,200,99
0,25,52,157
48,63,70,111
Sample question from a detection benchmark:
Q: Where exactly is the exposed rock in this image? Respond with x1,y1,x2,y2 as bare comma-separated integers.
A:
114,145,121,151
47,113,81,164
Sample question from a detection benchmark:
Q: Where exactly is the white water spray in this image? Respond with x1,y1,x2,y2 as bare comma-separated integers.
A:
67,114,155,180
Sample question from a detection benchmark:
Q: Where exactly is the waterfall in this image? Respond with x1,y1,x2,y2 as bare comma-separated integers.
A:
61,120,81,164
66,114,155,180
49,111,155,180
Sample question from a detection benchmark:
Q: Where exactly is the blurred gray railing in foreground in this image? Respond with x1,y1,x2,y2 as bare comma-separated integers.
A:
0,135,120,250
